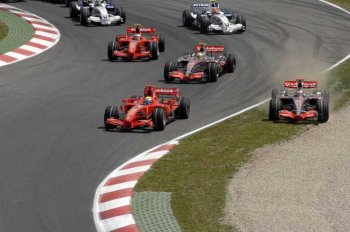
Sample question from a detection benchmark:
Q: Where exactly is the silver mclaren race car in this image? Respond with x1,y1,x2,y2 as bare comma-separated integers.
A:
76,0,126,26
182,0,246,34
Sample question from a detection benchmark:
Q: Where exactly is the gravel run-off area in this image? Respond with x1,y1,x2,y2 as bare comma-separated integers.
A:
224,104,350,232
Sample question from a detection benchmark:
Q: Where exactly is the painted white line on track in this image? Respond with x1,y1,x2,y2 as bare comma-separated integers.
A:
319,0,350,14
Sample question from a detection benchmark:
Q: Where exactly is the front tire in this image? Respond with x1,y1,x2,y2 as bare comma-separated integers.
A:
236,15,246,32
164,61,176,82
225,53,236,73
175,97,190,119
69,1,78,18
108,41,118,61
199,15,209,34
182,10,193,27
80,7,90,26
158,34,165,52
269,92,281,121
118,7,126,24
206,62,218,82
152,108,166,131
104,106,119,130
317,91,329,123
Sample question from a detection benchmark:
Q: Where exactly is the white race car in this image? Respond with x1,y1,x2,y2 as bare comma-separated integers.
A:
78,0,126,26
182,0,246,34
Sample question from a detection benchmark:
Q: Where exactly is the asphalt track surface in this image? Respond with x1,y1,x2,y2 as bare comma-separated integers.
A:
0,0,349,231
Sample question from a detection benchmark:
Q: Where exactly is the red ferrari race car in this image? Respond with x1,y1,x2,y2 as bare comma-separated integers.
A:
269,79,329,123
104,85,190,131
164,43,235,83
107,24,165,61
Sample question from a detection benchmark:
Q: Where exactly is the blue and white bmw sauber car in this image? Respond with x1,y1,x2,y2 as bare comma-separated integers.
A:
182,0,246,34
69,0,126,26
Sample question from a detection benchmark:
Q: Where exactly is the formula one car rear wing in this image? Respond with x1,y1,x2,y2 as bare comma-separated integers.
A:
144,85,180,98
127,26,156,34
195,44,225,53
284,79,317,89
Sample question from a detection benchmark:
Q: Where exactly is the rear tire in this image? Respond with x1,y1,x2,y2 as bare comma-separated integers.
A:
152,108,166,131
80,7,89,26
206,63,218,82
158,34,165,52
104,106,119,130
149,42,159,60
225,53,236,73
199,15,209,34
108,41,118,61
182,10,193,27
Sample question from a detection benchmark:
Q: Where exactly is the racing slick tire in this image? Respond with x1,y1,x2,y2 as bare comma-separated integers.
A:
206,62,218,82
271,88,280,99
164,61,176,82
117,7,126,24
158,34,165,52
269,91,281,121
199,15,209,34
104,106,119,130
175,97,190,119
225,53,236,73
182,10,193,27
149,42,159,60
80,7,90,26
108,41,118,61
236,15,247,33
69,1,78,18
317,91,329,123
152,108,166,131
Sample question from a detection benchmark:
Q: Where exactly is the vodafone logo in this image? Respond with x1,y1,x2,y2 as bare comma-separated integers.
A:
195,45,225,52
206,46,225,52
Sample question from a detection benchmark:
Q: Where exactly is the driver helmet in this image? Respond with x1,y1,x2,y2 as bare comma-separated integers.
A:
196,44,206,60
134,33,141,40
211,7,220,14
211,1,219,7
94,0,102,6
144,96,152,105
196,52,205,60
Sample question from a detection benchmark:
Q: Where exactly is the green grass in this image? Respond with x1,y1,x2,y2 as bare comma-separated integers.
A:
0,20,9,42
135,1,350,231
329,0,350,9
328,60,350,110
135,110,305,232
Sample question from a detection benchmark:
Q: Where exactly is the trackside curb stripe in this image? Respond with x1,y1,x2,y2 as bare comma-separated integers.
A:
0,3,60,68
